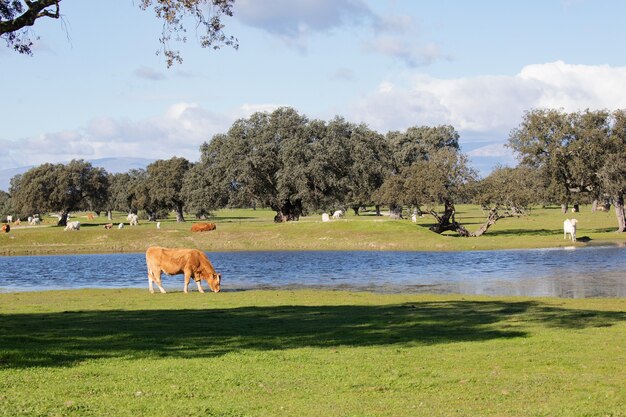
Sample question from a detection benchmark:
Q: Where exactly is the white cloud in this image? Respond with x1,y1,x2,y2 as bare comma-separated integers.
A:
1,103,232,168
235,0,448,67
467,143,511,158
6,61,624,176
0,102,298,170
237,103,284,117
363,36,449,67
133,66,166,81
350,61,626,142
374,14,415,34
235,0,375,43
377,81,394,93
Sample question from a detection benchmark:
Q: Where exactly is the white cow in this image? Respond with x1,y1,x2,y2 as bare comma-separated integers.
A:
332,210,344,219
6,215,12,223
64,221,81,231
563,219,578,242
321,213,330,222
118,223,125,229
128,213,139,226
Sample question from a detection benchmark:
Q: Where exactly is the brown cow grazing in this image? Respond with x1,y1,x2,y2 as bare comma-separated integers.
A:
145,246,221,294
1,223,9,233
104,223,113,229
87,213,95,220
191,222,217,232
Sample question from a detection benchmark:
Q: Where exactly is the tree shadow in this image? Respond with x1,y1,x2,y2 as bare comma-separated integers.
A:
79,223,114,228
462,228,559,237
1,300,623,369
593,227,620,233
205,216,258,221
415,225,561,238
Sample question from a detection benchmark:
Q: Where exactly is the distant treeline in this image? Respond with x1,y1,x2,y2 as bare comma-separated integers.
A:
1,107,625,235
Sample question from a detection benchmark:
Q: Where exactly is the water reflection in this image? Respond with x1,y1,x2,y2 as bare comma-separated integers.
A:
0,246,624,298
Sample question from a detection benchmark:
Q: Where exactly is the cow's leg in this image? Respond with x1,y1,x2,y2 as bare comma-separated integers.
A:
153,270,166,294
147,268,155,294
184,273,191,293
148,276,154,294
195,280,205,293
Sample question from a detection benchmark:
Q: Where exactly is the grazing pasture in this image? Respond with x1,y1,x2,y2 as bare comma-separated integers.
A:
0,205,624,255
0,290,624,416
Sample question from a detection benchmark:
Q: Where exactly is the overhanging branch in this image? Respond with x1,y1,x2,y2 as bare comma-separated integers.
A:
0,0,60,35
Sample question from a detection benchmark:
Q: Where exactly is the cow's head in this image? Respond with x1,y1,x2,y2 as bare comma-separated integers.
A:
204,272,221,293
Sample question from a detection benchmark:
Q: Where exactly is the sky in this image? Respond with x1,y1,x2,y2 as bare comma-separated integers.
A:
4,0,626,176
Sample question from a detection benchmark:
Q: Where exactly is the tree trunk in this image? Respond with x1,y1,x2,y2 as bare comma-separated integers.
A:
429,200,464,234
591,200,598,212
107,210,113,221
469,208,501,237
614,194,625,232
375,205,381,216
57,211,69,227
389,205,403,220
561,203,568,214
427,203,508,237
352,206,360,216
175,205,185,222
273,200,303,223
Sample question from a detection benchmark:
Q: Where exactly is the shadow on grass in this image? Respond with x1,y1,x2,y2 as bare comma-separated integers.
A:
1,300,624,369
472,228,560,237
206,216,259,222
415,224,561,237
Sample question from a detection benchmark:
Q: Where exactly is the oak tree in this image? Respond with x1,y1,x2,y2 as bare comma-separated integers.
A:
145,157,191,222
509,109,626,231
9,159,108,226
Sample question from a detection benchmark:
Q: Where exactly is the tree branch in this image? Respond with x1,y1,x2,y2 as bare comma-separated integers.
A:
0,0,60,35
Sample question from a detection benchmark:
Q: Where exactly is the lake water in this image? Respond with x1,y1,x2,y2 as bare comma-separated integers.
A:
0,247,624,298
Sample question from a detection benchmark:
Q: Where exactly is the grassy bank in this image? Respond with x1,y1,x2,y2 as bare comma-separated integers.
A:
1,205,625,255
0,289,624,416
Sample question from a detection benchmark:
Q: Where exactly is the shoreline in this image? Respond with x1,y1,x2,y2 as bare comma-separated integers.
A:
2,206,625,256
1,237,625,257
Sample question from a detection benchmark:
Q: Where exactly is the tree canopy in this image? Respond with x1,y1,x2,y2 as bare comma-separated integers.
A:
5,106,626,235
193,108,395,222
146,157,191,222
0,0,237,66
10,159,108,225
509,108,626,231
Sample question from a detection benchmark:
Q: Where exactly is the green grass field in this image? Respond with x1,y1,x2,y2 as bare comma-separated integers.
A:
0,290,624,416
1,205,624,416
1,205,625,255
